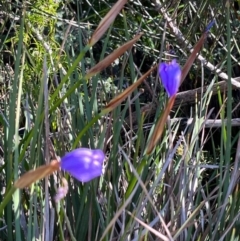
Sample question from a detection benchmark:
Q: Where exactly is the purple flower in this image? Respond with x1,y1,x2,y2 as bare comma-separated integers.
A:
205,20,215,32
54,178,68,202
60,148,105,182
159,59,181,97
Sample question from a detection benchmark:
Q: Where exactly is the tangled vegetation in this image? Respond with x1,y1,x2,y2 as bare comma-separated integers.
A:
1,0,240,240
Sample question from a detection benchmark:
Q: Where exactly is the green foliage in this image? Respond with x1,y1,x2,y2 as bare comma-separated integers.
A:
1,0,240,241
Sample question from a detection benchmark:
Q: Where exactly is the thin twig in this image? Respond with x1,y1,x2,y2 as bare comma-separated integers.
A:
43,56,50,241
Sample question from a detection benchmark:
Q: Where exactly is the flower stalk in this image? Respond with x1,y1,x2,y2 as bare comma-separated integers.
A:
14,148,105,189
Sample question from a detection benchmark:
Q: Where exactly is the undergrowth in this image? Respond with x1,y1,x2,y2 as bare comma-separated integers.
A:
0,0,240,240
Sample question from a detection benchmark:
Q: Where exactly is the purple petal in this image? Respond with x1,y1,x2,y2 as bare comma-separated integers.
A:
60,148,105,182
205,20,215,32
54,178,68,202
159,59,181,97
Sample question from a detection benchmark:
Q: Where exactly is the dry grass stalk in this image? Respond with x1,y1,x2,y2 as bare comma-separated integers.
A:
89,0,128,46
87,33,143,78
